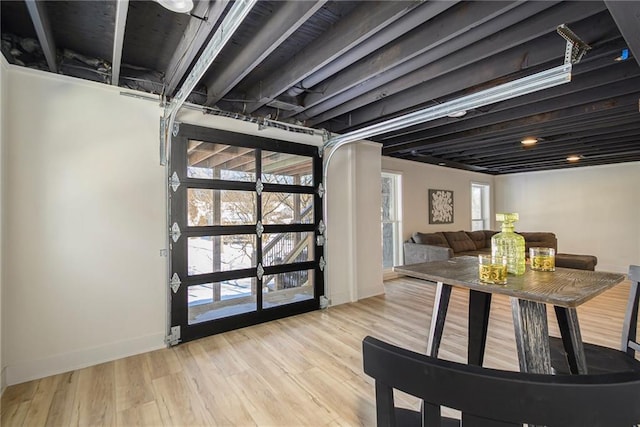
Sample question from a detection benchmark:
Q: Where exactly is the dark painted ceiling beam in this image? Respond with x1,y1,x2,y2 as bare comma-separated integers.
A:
298,0,579,124
284,0,527,119
605,1,640,69
111,0,129,86
448,134,640,164
382,79,640,154
24,0,57,72
380,49,635,143
472,140,640,169
398,110,640,162
384,93,640,156
308,3,610,129
204,0,327,106
238,1,424,114
164,0,229,96
395,107,639,151
443,123,640,159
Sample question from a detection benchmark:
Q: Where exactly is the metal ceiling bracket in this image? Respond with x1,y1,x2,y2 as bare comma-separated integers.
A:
171,222,182,242
166,325,181,346
159,117,167,166
557,24,591,65
257,263,264,280
170,273,182,293
170,171,181,192
256,221,264,238
256,179,264,195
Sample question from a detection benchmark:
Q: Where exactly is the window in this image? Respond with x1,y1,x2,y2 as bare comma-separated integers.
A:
471,182,491,231
381,172,402,269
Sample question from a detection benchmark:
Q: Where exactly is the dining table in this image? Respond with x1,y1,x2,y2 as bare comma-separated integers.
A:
394,256,627,375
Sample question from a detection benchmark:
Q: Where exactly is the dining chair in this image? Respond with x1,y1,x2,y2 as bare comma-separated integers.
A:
362,335,640,427
550,264,640,375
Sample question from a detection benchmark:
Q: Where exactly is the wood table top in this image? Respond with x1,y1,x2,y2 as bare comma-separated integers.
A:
393,256,626,308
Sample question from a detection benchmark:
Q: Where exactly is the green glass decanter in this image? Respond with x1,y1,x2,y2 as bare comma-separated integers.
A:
491,213,526,275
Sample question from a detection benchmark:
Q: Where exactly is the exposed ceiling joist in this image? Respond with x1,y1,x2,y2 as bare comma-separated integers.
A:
386,93,640,155
237,0,424,114
164,0,230,96
322,7,613,132
286,0,528,120
24,0,57,72
205,0,327,106
309,2,609,128
111,0,129,86
381,50,637,143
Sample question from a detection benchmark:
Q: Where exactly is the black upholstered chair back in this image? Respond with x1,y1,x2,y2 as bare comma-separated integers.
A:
362,336,640,427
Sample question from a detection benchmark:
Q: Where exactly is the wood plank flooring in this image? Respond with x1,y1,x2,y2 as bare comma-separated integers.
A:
1,276,636,426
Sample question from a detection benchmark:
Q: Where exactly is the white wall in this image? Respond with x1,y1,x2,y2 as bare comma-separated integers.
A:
3,67,382,385
4,68,167,385
0,54,7,392
354,143,384,301
382,156,495,241
494,163,640,273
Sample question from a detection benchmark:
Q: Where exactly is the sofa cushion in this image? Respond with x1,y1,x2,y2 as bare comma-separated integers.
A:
412,232,448,247
465,231,488,250
519,232,558,253
482,230,498,241
443,231,476,253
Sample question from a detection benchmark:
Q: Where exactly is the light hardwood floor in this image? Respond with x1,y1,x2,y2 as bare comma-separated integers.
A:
1,276,636,426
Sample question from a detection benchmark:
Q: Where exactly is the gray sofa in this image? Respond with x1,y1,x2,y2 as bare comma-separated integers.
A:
403,230,598,270
403,230,558,264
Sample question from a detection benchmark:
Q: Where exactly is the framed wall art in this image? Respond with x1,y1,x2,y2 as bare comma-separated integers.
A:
428,189,454,224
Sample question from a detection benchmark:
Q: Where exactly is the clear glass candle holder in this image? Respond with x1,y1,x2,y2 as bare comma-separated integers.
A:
529,247,555,272
478,255,508,285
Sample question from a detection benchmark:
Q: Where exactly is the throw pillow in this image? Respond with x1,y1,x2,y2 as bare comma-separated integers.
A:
412,232,448,247
443,231,476,253
465,231,487,250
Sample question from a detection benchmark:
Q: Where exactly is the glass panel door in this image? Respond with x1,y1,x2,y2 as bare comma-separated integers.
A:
169,126,323,343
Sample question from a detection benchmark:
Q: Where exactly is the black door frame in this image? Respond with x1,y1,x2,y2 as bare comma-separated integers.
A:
169,124,324,343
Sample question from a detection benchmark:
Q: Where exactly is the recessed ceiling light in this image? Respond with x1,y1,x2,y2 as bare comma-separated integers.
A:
566,155,581,162
156,0,193,13
438,162,446,166
521,137,538,146
447,110,467,118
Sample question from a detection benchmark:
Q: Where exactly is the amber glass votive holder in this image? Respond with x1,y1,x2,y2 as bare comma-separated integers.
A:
530,247,555,272
478,255,508,285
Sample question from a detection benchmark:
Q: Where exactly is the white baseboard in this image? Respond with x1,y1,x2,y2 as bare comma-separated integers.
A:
6,332,165,386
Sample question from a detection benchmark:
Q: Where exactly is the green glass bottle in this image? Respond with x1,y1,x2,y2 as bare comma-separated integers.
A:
491,213,526,275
